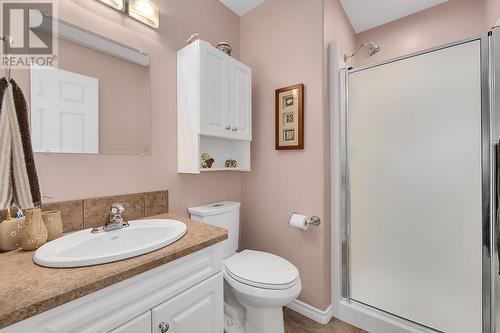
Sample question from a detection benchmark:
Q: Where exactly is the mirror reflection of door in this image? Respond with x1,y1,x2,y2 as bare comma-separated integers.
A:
30,66,99,154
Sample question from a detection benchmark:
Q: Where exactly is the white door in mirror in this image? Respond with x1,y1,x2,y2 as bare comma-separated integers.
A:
30,66,99,154
33,219,187,268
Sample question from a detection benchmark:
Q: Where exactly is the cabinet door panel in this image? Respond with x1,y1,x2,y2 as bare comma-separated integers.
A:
109,311,151,333
152,273,223,333
229,58,252,140
200,43,230,138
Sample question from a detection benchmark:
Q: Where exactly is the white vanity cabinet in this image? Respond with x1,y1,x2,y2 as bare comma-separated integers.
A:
109,312,151,333
177,40,252,173
109,274,223,333
1,244,224,333
152,274,223,333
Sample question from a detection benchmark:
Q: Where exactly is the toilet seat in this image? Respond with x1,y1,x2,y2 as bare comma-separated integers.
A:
224,250,299,290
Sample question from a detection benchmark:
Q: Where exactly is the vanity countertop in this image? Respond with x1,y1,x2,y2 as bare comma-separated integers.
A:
0,214,228,329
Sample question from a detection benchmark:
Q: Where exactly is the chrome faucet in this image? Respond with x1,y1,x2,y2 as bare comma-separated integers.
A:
91,203,130,234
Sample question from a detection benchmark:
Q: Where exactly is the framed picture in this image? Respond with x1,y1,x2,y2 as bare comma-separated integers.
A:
275,83,304,150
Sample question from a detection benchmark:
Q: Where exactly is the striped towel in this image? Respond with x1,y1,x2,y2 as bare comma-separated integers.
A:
0,78,41,209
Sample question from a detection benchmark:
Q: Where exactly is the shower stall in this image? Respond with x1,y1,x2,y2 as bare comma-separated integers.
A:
331,28,500,333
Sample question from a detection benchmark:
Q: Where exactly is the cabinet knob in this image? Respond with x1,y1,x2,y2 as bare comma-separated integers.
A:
225,125,231,130
159,322,170,332
232,127,238,132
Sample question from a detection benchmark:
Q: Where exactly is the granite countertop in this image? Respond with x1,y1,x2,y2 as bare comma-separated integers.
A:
0,214,228,329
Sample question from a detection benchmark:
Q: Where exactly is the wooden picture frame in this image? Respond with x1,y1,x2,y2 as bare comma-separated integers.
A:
275,83,304,150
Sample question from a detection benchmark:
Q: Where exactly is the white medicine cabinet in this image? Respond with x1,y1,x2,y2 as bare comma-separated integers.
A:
177,40,252,173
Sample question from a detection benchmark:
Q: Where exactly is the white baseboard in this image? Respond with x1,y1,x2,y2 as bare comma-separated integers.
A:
286,300,333,325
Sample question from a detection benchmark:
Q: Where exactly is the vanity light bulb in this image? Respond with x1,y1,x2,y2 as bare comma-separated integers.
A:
98,0,124,10
128,0,160,28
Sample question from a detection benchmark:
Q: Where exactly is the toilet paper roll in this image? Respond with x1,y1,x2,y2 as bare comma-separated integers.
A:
290,213,309,231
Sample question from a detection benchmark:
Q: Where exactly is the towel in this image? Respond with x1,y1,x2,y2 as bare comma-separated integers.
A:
0,78,41,209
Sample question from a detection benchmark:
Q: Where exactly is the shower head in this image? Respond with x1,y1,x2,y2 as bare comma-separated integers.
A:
344,41,381,63
367,42,380,57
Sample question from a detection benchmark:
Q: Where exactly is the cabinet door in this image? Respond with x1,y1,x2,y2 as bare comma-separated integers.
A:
109,311,152,333
200,43,230,138
229,58,252,141
152,273,223,333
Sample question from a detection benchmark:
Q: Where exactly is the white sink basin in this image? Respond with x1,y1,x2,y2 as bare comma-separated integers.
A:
34,219,187,268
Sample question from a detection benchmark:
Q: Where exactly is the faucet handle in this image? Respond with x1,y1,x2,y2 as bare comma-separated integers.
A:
110,203,125,215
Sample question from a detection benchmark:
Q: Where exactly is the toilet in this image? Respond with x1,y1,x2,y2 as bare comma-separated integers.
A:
189,201,301,333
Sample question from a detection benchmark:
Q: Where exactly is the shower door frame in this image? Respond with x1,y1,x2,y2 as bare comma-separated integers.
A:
330,34,494,333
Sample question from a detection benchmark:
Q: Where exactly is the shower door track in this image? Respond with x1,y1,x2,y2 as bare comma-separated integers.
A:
336,34,494,333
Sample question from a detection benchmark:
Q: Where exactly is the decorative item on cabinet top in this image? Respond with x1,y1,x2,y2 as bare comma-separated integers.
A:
216,42,233,56
177,39,252,174
186,33,200,45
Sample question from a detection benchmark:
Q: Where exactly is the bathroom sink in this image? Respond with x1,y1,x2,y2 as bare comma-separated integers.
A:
34,219,187,268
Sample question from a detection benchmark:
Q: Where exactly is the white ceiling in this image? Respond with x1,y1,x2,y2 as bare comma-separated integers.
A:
340,0,448,33
219,0,267,16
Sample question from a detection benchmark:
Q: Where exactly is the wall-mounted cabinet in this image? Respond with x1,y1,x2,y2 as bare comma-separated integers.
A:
177,40,252,174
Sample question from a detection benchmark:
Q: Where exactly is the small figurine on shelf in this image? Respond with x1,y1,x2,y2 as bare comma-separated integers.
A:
201,152,215,169
225,159,238,168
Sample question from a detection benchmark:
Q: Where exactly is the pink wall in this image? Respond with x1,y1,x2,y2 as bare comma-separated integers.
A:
34,0,243,215
355,0,490,66
487,0,500,28
239,0,355,310
325,0,357,58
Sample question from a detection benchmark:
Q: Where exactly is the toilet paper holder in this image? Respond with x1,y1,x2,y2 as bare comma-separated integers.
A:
291,213,321,227
307,216,321,226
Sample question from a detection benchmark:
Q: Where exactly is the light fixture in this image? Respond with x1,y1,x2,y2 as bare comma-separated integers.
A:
98,0,124,10
128,0,159,29
97,0,159,29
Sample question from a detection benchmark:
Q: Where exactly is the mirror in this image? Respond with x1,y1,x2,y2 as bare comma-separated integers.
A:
19,18,151,155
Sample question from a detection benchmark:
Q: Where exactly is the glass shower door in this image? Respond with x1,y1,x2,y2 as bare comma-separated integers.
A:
347,39,485,333
493,26,500,333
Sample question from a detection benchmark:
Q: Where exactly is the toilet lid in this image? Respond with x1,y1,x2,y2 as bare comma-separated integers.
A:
224,250,299,290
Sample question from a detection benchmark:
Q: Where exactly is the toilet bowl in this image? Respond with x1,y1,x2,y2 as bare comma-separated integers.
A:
188,202,301,333
224,250,301,333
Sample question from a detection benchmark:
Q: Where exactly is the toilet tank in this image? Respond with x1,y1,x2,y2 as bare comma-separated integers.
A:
188,201,240,258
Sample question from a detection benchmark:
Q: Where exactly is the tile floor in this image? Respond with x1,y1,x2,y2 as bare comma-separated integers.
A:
284,307,367,333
